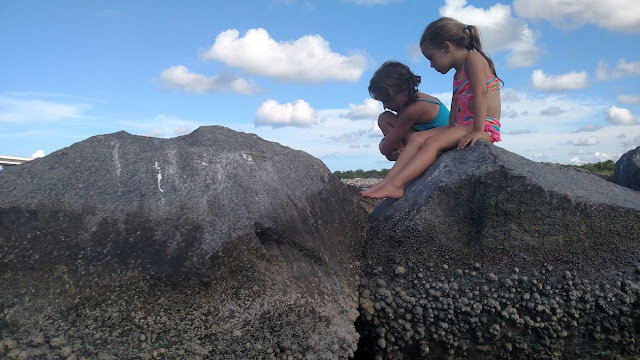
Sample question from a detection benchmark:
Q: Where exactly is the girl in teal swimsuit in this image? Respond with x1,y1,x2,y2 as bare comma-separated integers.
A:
363,18,503,199
369,61,449,161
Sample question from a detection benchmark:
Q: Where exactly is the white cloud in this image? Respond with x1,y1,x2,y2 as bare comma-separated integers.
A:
369,120,383,137
501,89,520,102
574,137,600,146
439,0,542,67
531,69,589,91
513,0,640,33
203,28,368,83
623,135,640,148
596,59,640,81
137,114,200,138
569,156,587,165
605,105,637,125
160,65,259,94
505,129,534,135
31,150,45,158
255,99,317,128
574,124,602,133
0,95,91,123
334,130,367,143
540,106,567,116
145,128,165,138
503,109,519,118
594,152,620,161
569,149,589,155
174,126,192,136
618,95,640,104
343,99,382,120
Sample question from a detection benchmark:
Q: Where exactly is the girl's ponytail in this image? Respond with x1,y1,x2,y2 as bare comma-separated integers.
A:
465,24,499,81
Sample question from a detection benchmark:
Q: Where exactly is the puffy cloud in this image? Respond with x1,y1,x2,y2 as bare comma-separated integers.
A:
594,152,620,161
255,99,317,128
513,0,640,33
31,150,45,158
369,120,383,137
334,131,363,142
343,99,382,120
618,95,640,104
501,89,520,102
145,128,165,138
540,106,567,116
203,28,368,83
574,137,600,146
596,59,640,81
605,105,637,125
531,70,589,91
569,156,586,165
439,0,542,67
503,109,519,118
160,65,259,94
573,124,602,133
140,114,199,138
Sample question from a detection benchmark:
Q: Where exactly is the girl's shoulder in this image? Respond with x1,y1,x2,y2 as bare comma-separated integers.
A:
403,93,439,118
464,51,488,66
464,51,492,77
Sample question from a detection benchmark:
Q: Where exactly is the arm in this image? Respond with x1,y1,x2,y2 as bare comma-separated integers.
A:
458,52,489,148
449,95,457,126
378,109,416,156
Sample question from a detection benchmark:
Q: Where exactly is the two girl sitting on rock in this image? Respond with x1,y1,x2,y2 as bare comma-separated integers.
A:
363,17,502,199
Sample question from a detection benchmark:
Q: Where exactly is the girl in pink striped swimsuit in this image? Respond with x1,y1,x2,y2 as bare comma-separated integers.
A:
362,17,503,200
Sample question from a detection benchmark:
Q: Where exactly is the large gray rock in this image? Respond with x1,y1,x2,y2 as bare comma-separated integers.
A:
611,146,640,191
0,126,367,359
358,141,640,359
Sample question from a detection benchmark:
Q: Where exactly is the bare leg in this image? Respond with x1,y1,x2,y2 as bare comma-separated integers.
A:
363,125,481,199
364,126,448,193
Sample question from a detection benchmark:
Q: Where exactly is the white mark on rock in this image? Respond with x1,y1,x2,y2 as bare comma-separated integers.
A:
154,162,164,192
241,151,254,164
112,141,121,177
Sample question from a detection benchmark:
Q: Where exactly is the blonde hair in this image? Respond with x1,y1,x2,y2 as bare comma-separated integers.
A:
369,61,422,104
420,17,501,81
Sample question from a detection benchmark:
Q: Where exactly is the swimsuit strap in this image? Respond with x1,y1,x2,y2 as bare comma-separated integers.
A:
415,99,440,105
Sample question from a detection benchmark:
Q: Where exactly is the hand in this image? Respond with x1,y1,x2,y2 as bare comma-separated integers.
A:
386,145,404,161
457,130,485,149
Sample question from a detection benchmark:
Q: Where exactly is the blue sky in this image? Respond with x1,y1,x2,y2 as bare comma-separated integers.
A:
1,0,639,171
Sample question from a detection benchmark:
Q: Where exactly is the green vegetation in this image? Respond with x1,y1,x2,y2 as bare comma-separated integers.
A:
333,160,617,179
333,169,389,179
567,160,616,176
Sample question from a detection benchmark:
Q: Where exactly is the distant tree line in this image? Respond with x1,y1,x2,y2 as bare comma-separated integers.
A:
332,169,389,179
565,160,616,176
333,160,617,179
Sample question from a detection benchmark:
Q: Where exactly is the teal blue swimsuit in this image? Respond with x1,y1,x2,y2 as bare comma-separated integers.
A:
411,98,450,132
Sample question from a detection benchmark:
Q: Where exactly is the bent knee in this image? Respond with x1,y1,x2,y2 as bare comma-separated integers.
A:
378,111,397,124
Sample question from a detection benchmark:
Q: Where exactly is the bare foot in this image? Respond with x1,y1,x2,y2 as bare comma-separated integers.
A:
361,182,404,199
361,179,386,194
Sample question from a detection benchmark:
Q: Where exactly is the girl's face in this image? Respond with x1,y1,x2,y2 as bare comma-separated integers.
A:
382,87,409,112
421,45,451,74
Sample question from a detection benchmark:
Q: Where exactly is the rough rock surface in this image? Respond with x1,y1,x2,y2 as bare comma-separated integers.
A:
357,141,640,359
611,146,640,191
0,126,367,359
